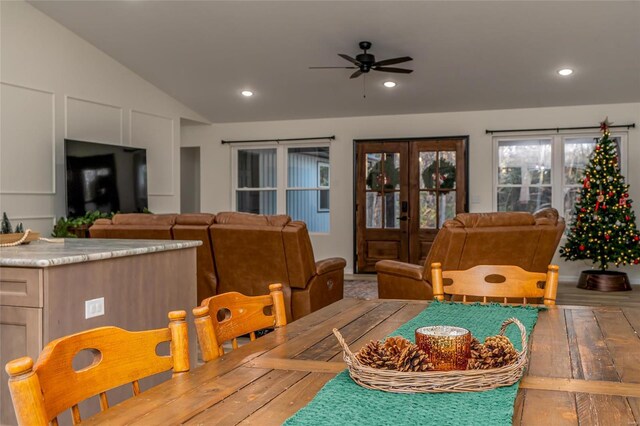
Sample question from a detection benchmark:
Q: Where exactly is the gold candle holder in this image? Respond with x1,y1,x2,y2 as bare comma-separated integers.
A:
415,326,471,371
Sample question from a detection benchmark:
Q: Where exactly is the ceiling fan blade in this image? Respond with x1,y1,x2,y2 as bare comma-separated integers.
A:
339,54,361,65
373,67,413,74
350,70,363,79
309,66,358,69
373,56,413,67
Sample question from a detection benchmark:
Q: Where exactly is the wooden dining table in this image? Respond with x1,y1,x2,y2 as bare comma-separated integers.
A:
83,298,640,425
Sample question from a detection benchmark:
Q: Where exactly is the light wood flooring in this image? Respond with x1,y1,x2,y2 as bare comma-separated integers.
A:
344,277,640,308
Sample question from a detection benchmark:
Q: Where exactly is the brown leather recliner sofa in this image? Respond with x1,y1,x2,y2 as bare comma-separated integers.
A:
90,212,345,321
376,208,565,300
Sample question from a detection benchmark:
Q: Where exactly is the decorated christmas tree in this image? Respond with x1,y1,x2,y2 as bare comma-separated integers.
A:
560,118,640,270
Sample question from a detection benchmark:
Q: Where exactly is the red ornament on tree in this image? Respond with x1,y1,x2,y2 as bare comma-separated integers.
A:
635,259,640,265
604,234,610,241
608,191,614,197
579,245,585,251
635,235,640,242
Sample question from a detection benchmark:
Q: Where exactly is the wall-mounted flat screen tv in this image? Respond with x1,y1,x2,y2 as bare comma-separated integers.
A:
65,139,148,216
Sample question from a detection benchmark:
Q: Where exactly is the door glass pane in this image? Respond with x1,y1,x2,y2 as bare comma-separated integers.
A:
419,152,437,189
420,191,437,229
286,190,329,233
384,192,400,229
236,190,276,214
365,153,382,190
438,151,457,189
384,153,401,190
440,191,456,225
237,149,276,188
366,192,382,228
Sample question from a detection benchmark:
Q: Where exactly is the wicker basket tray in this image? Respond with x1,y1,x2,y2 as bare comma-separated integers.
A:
333,317,529,393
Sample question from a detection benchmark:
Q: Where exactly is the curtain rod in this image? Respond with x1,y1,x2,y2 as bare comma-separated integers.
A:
221,135,335,144
485,123,635,135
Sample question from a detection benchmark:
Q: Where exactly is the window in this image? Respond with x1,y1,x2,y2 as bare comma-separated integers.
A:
233,145,330,233
494,133,624,220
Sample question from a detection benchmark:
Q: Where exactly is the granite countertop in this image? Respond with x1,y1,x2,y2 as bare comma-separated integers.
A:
0,238,202,268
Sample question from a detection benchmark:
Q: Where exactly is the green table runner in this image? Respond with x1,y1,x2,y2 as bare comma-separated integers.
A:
284,302,540,426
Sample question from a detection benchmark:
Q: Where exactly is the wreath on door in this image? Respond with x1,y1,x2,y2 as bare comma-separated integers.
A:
422,157,456,189
366,156,400,192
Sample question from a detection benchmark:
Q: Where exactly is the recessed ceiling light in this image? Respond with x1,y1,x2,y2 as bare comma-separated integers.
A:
241,90,253,97
383,81,397,88
557,68,574,76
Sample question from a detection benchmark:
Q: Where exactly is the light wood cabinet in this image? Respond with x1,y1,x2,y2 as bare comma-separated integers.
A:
0,247,197,425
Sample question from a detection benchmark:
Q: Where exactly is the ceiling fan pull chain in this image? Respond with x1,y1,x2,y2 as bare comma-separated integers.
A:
363,74,366,98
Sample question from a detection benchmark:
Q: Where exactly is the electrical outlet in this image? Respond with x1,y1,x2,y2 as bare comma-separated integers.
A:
85,297,105,319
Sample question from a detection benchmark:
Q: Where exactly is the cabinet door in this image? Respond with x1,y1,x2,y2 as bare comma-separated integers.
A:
1,306,42,426
0,267,43,308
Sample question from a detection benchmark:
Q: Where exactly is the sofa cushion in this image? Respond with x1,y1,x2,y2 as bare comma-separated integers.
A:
175,213,216,226
451,212,536,228
214,212,291,227
112,213,177,226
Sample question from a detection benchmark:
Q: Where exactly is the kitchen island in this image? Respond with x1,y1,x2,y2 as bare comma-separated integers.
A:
0,238,200,425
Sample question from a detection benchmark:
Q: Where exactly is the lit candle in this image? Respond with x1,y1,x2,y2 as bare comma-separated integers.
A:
415,326,471,371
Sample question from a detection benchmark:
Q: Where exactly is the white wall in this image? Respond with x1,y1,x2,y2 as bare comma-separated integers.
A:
0,1,208,234
183,103,640,282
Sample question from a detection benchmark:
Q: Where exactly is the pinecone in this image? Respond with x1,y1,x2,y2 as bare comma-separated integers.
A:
355,340,395,369
382,336,411,359
396,344,434,372
483,335,518,368
468,335,518,370
467,337,484,370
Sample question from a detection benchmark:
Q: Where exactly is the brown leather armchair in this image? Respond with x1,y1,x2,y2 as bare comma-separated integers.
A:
210,212,346,321
376,208,565,300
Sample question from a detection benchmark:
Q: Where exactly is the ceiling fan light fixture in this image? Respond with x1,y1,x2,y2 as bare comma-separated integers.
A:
383,81,397,88
557,68,574,76
241,90,254,97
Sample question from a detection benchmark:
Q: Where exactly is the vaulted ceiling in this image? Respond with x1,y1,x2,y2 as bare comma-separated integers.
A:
29,1,640,123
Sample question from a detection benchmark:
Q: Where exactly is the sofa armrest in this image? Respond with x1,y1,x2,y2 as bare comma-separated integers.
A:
375,260,424,280
316,257,347,275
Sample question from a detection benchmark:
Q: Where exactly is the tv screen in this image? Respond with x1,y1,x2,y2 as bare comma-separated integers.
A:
65,139,148,216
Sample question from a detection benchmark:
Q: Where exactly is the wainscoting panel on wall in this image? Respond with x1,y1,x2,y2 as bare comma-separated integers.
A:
130,110,174,196
0,82,55,194
65,96,123,144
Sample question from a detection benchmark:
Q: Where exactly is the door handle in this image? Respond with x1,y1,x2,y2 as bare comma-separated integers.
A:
399,216,409,221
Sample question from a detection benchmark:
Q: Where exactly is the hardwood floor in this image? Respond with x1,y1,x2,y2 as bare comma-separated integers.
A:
344,278,640,308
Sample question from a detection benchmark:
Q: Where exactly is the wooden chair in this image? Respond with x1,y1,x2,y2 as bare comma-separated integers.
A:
431,263,559,306
193,283,287,362
5,311,190,425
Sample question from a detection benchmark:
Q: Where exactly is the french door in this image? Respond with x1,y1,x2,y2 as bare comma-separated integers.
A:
355,138,467,273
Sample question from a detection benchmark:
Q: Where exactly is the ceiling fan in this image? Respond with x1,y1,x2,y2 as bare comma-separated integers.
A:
310,41,413,79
